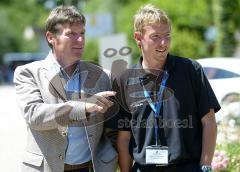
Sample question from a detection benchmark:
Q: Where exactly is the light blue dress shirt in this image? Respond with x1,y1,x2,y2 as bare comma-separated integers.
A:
60,64,91,165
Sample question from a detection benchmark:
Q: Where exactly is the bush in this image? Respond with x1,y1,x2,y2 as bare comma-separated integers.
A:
214,143,240,172
214,103,240,171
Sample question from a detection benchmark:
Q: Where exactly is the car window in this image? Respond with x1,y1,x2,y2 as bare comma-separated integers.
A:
203,67,240,79
2,53,46,84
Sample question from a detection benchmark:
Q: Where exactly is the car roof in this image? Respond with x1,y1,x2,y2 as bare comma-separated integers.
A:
197,57,240,74
3,52,46,66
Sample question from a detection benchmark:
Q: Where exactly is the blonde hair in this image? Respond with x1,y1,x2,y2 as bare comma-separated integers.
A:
134,4,171,34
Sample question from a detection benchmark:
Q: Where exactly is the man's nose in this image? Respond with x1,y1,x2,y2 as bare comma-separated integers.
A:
159,38,168,45
76,35,84,42
160,39,165,45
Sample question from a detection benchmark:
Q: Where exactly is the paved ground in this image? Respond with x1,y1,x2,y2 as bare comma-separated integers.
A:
0,85,26,171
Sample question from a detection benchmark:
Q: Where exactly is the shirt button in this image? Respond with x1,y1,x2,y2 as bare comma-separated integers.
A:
59,154,63,160
62,131,67,136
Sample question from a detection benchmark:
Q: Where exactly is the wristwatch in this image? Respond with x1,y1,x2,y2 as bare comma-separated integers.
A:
200,165,212,172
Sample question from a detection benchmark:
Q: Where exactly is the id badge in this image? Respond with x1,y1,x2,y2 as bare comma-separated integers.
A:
146,145,168,165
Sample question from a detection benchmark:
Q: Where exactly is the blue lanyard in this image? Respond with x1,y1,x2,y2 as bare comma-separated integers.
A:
141,71,169,145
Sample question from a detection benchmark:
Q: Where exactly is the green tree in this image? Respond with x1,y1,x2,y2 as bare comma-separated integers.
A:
213,0,240,56
0,0,48,63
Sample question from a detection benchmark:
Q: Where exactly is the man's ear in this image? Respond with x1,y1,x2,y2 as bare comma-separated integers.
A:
134,32,142,48
46,31,55,46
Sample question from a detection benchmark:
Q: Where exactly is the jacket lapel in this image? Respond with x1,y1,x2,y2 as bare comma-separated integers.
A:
43,52,68,101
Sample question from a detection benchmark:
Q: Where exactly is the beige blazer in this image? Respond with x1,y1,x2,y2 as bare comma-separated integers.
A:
14,52,118,172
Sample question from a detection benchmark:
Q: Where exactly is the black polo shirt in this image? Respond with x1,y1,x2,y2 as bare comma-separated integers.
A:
112,54,220,165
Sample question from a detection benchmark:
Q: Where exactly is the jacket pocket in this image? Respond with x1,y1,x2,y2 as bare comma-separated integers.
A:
22,151,44,167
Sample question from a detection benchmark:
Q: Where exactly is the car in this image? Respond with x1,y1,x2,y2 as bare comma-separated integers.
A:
197,57,240,105
2,52,46,83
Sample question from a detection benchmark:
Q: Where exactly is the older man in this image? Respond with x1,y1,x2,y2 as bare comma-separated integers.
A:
14,5,117,172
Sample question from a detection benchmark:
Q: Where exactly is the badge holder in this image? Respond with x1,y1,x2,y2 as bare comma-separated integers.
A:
146,145,168,165
142,71,169,165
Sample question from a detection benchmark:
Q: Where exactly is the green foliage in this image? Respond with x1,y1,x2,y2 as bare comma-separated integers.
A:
171,28,207,59
0,0,48,63
0,0,239,64
0,9,19,63
213,0,240,56
217,142,240,171
152,0,210,28
82,40,98,63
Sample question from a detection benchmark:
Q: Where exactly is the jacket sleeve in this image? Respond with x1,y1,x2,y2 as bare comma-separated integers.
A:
14,65,86,131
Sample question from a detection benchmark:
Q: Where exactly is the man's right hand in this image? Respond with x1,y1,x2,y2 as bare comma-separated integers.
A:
85,91,116,114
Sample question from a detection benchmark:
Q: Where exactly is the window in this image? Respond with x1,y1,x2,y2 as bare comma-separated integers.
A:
203,67,240,79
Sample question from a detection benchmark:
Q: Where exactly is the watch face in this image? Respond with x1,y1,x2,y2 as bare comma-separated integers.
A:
201,165,212,172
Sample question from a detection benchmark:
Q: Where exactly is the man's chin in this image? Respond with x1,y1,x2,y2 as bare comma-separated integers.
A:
72,50,83,57
72,54,82,60
156,52,168,59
